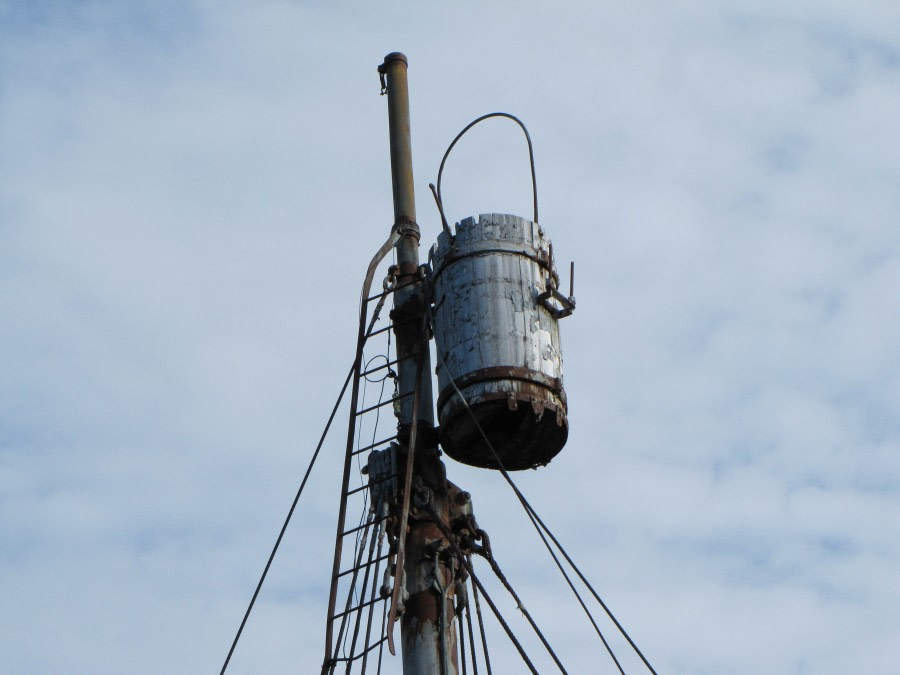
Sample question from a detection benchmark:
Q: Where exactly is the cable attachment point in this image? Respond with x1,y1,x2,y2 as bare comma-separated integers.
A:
378,64,387,95
383,265,398,292
393,218,421,241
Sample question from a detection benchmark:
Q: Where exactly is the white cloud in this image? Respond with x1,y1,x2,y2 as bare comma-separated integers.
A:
2,1,899,673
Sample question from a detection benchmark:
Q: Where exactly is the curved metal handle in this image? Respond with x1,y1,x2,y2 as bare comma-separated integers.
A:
434,112,539,230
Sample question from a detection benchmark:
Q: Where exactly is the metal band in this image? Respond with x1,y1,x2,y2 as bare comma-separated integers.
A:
435,365,564,413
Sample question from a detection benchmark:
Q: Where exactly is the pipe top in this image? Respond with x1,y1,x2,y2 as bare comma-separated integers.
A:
382,52,408,67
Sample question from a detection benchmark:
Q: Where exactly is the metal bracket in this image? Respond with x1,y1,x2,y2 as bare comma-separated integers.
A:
394,218,421,242
536,287,576,319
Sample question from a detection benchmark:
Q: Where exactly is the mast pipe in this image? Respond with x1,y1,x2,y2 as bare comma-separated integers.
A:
380,51,434,428
381,52,420,270
379,51,455,675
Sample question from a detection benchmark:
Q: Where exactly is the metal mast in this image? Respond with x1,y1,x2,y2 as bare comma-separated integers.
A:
380,52,460,675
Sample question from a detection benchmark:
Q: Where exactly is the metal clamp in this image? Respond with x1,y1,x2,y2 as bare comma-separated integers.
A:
393,218,421,241
536,287,576,319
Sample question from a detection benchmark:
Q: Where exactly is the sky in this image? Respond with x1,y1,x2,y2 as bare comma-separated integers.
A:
2,1,900,673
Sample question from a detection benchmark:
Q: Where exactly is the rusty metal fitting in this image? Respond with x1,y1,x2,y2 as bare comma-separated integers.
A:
397,261,419,276
381,51,408,68
393,218,420,242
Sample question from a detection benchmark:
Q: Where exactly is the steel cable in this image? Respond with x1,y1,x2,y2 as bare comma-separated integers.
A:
219,362,355,675
470,560,493,675
459,604,469,675
463,577,481,675
424,504,551,674
427,309,658,674
474,540,568,674
459,555,540,674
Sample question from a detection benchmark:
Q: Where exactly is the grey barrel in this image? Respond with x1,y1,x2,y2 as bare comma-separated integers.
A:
430,213,570,470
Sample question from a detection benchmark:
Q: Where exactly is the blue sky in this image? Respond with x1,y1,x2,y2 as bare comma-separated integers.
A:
2,1,899,673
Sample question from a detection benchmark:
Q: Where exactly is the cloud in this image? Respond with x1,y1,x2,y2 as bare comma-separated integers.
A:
2,1,899,673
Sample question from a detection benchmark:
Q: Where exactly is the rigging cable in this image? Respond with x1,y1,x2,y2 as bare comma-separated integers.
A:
429,115,656,672
424,502,560,674
427,308,658,674
474,530,568,673
458,601,469,675
460,553,540,674
469,564,493,675
462,575,481,675
219,362,355,675
225,226,401,675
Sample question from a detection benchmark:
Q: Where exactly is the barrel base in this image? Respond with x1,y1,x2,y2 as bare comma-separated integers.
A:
438,393,568,470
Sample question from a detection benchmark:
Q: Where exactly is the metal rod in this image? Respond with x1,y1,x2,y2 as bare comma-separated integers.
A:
382,51,417,232
337,553,391,579
341,514,390,538
347,475,398,497
354,390,413,417
379,51,434,429
379,51,457,675
351,433,400,456
361,355,411,379
366,278,420,303
331,596,388,622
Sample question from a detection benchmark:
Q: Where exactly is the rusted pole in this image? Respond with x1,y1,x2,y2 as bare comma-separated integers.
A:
379,52,458,675
380,51,434,429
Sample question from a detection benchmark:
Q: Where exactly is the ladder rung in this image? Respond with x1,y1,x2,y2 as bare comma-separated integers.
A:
366,322,394,339
352,433,400,457
366,313,419,339
355,391,413,417
365,279,419,303
337,553,391,579
330,635,389,662
347,473,398,497
330,595,387,622
341,514,390,538
360,353,415,379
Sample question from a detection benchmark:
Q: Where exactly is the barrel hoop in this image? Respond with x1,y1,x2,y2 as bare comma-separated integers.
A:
436,365,564,412
431,246,552,283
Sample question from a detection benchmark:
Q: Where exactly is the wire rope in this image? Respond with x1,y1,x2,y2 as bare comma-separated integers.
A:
424,503,554,674
469,562,492,675
458,603,469,675
219,362,356,675
458,552,540,674
473,535,568,674
463,577,480,675
427,308,658,674
524,503,657,673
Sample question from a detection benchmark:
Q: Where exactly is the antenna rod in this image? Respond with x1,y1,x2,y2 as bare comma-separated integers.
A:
380,51,433,429
383,52,417,237
379,52,458,675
